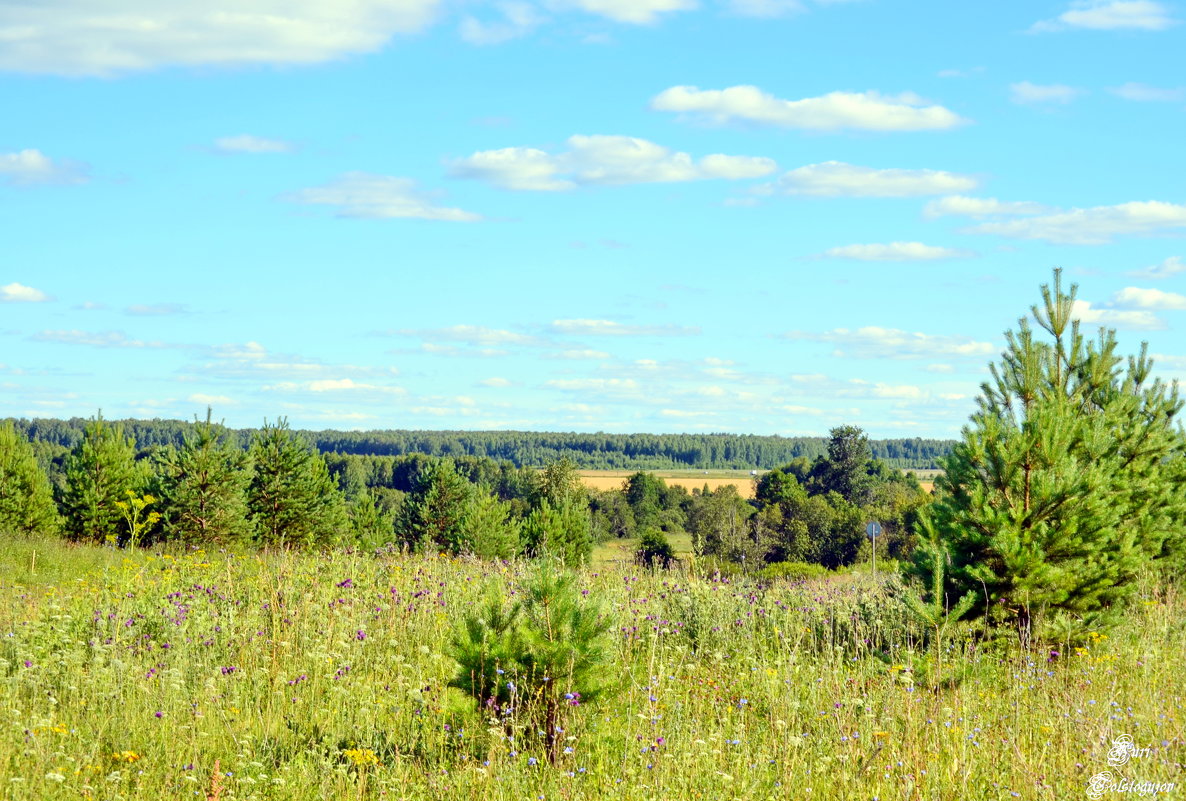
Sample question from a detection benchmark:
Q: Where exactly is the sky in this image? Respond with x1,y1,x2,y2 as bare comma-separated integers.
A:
2,0,1185,438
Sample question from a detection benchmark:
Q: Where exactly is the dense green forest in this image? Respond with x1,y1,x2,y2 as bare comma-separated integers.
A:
4,416,952,469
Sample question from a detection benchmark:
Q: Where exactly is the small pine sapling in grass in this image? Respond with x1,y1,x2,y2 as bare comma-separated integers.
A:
902,516,977,688
448,563,615,763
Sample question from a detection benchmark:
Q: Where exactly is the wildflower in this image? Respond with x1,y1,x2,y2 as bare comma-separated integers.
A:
343,748,379,768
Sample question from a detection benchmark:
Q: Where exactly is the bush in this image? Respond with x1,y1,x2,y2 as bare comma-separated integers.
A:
635,529,675,569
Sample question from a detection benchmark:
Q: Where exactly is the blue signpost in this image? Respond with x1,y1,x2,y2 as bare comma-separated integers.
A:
866,521,882,578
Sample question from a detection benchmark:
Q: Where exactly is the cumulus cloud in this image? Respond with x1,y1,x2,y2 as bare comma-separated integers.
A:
285,173,482,221
1031,1,1176,32
459,2,546,44
452,135,776,191
650,85,967,131
545,0,696,24
923,195,1051,218
1107,82,1185,101
550,319,700,336
767,161,977,198
1,282,52,302
0,0,443,76
785,327,996,359
1071,299,1164,329
966,200,1186,244
1109,286,1186,310
821,242,974,261
1129,256,1185,279
0,149,89,186
1010,81,1084,105
212,135,295,154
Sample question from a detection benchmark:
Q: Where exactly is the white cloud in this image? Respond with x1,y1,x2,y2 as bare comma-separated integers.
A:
1107,82,1185,101
263,378,405,394
1129,256,1185,279
550,319,700,336
1,282,52,302
0,149,89,186
452,135,776,191
659,409,713,418
213,135,295,154
821,242,974,261
650,85,967,131
459,2,545,44
768,161,977,198
923,195,1051,218
786,327,996,359
546,0,697,24
546,378,641,390
188,393,236,405
285,173,482,221
726,0,805,17
1071,299,1164,329
1010,81,1084,105
1031,1,1176,32
0,0,443,76
967,201,1186,244
394,325,545,346
1109,287,1186,310
31,330,166,348
545,349,612,360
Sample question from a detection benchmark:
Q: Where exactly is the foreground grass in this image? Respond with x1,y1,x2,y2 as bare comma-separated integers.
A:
1,535,1182,800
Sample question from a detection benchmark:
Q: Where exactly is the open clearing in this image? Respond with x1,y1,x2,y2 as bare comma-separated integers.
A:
579,469,936,497
578,469,758,497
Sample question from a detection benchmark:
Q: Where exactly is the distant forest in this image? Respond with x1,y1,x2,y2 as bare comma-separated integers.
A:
6,417,953,470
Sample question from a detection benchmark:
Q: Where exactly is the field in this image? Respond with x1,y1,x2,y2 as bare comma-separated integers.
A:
2,536,1182,800
578,470,762,498
578,470,937,497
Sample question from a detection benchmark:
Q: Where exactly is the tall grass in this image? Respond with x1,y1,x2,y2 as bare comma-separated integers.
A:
1,534,1182,799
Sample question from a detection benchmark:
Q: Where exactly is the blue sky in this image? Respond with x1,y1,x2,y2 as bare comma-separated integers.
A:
2,0,1185,437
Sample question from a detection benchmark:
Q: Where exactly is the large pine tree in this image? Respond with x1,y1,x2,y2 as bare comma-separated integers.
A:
916,270,1186,634
248,419,348,548
60,414,140,543
0,421,62,536
155,409,252,545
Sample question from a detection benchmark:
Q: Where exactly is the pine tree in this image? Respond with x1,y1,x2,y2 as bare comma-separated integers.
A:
154,409,252,545
248,418,348,548
0,421,62,536
349,489,395,550
457,491,521,559
395,460,476,553
915,269,1186,636
522,499,592,566
60,414,140,543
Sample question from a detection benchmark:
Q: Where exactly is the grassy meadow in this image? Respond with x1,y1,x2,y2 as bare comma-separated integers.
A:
2,535,1183,801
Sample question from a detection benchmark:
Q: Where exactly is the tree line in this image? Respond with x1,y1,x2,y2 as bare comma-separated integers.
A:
5,418,952,471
